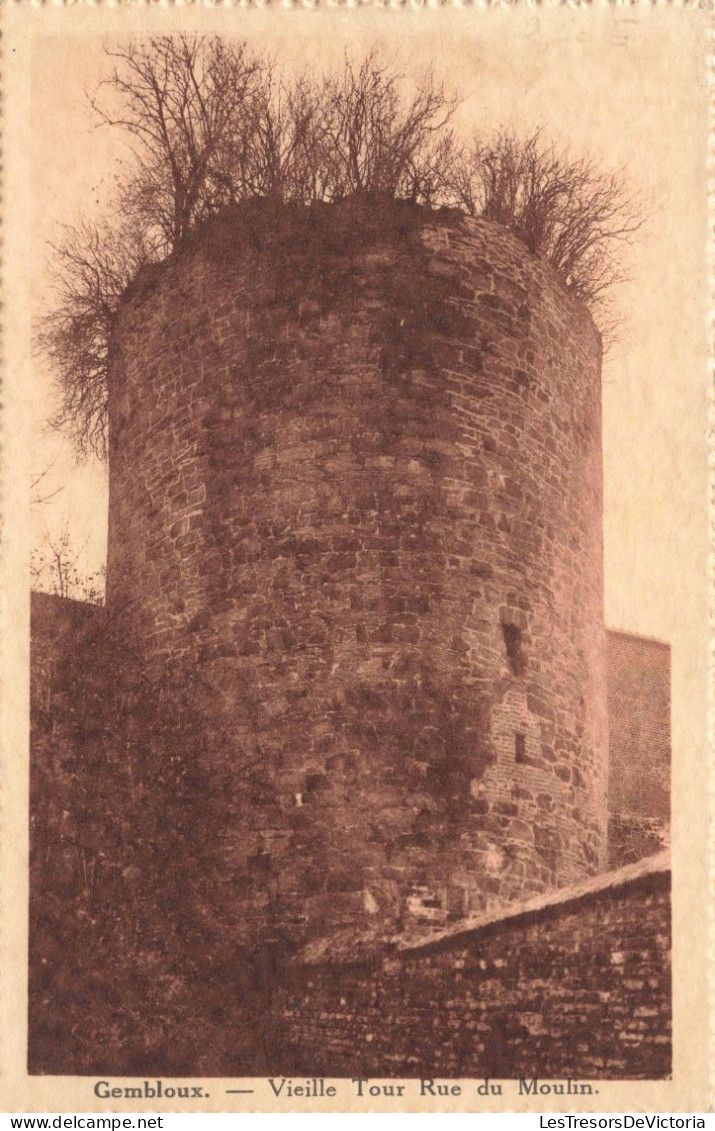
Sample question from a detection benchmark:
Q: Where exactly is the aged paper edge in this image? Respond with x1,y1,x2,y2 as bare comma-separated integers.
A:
0,0,712,1114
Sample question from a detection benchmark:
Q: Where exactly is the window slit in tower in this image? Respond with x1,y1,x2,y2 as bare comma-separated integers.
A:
502,622,525,676
515,732,527,763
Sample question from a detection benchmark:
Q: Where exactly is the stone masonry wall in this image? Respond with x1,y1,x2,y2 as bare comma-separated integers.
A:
606,631,670,868
30,591,96,709
30,592,99,895
106,199,608,941
273,855,671,1080
30,591,97,742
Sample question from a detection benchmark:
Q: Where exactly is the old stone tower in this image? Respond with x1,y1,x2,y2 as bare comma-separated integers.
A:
106,198,608,941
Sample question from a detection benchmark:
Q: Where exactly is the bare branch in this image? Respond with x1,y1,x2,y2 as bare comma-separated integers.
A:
452,128,645,316
31,518,105,603
39,42,642,458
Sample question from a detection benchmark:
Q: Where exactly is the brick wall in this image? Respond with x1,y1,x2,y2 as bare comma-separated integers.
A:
105,199,608,940
606,631,670,867
273,854,671,1080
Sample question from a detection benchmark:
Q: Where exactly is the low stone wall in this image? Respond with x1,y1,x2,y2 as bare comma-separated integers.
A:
30,591,97,713
273,854,671,1080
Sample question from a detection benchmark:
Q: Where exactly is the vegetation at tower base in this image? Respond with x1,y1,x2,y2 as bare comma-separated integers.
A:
30,595,279,1075
37,36,641,460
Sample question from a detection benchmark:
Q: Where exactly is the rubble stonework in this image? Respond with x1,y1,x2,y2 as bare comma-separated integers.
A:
104,199,608,936
29,201,672,1077
275,855,671,1080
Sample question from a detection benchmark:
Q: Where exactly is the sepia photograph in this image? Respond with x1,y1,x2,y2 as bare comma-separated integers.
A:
1,1,710,1113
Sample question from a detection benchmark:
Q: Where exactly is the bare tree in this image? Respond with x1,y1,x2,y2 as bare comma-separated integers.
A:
219,65,330,204
315,52,459,204
93,35,265,254
39,40,642,459
39,39,465,460
31,519,105,604
36,218,150,460
452,129,643,309
37,34,265,462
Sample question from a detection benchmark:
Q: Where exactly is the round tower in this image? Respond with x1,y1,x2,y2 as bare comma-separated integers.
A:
107,199,608,941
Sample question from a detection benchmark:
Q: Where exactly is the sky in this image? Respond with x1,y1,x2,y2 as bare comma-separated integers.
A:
28,7,710,783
